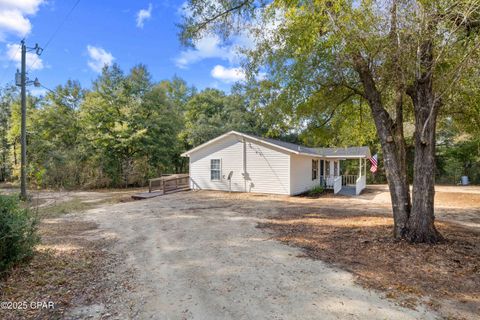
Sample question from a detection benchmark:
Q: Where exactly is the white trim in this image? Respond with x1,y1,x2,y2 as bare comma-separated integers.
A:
210,158,221,181
324,155,368,159
182,131,306,157
181,131,370,159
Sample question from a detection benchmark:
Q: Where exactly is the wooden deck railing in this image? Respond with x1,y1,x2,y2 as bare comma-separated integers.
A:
149,174,189,194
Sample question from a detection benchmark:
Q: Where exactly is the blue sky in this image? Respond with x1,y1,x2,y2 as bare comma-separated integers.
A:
0,0,250,95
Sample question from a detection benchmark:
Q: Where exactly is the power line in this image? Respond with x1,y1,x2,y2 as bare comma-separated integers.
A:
43,0,82,52
27,0,82,70
1,0,81,85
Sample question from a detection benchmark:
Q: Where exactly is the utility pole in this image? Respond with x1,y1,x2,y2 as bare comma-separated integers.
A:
15,40,42,200
19,40,27,200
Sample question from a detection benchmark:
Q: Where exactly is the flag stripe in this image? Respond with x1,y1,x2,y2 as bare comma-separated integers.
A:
368,154,378,173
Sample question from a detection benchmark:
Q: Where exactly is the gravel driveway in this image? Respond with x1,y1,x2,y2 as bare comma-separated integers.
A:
71,190,439,320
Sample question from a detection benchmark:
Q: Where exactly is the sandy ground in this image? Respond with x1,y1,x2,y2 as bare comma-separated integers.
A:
353,185,480,230
3,184,478,319
65,189,447,320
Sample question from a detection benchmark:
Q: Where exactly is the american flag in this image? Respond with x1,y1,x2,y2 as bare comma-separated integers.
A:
369,154,378,173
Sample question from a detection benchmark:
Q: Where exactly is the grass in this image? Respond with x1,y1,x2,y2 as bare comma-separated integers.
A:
307,185,325,197
33,194,133,219
34,198,96,219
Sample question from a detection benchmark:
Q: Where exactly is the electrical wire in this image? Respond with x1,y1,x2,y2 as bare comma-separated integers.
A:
2,0,81,86
42,0,82,53
27,0,82,70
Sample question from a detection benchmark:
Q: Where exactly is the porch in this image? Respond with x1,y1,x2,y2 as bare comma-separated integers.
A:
314,147,369,196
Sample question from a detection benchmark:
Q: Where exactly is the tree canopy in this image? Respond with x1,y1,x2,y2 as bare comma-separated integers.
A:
179,0,480,242
0,1,478,244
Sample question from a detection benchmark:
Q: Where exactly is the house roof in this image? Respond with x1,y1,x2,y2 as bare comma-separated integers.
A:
240,132,321,156
314,146,371,158
181,131,370,158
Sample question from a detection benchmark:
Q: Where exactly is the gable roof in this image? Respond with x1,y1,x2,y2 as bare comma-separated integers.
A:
181,131,370,158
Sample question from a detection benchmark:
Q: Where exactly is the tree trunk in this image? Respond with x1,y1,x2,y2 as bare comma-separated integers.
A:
353,54,411,239
389,0,411,237
405,39,443,243
407,85,443,243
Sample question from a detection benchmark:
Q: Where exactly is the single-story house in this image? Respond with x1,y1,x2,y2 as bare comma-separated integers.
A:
181,131,370,196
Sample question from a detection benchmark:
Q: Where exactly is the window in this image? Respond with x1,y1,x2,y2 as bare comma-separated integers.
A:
312,159,319,180
211,159,221,181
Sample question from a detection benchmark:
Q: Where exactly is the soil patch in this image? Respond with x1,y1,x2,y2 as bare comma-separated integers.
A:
0,216,129,320
258,212,480,319
0,191,132,320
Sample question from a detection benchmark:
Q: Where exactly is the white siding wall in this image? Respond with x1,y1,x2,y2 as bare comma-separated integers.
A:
244,140,290,195
290,154,322,195
188,135,291,195
189,135,244,192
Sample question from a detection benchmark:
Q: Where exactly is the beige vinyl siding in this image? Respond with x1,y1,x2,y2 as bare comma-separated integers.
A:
290,154,323,195
243,139,290,195
189,134,245,192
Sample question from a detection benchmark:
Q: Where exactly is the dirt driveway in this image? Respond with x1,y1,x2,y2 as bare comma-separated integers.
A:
67,190,443,320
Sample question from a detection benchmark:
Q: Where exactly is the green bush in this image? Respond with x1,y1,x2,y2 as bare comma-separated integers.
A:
0,195,39,274
308,185,325,197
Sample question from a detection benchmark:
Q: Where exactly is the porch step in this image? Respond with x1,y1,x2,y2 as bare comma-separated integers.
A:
337,186,356,196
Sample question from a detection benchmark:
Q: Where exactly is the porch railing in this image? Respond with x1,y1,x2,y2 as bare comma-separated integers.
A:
355,175,366,195
321,175,342,190
321,175,335,188
342,175,358,186
333,176,342,194
322,174,367,195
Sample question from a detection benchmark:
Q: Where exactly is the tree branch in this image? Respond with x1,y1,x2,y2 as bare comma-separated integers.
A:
190,0,254,34
319,92,356,127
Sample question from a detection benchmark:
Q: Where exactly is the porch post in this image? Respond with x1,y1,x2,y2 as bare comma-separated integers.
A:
358,158,362,177
364,158,367,176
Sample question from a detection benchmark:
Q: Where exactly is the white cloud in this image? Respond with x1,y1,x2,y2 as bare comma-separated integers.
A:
175,34,249,69
29,87,47,97
6,43,44,70
174,2,284,70
0,0,44,40
136,3,153,28
210,65,245,83
87,45,114,73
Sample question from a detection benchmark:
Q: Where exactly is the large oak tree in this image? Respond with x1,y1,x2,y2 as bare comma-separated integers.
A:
180,0,480,243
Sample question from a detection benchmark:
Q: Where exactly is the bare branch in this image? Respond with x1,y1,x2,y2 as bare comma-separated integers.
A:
190,0,254,34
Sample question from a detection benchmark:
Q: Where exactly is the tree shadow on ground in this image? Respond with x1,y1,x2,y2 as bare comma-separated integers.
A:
257,212,480,319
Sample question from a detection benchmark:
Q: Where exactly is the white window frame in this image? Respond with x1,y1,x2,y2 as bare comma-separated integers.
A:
210,159,221,181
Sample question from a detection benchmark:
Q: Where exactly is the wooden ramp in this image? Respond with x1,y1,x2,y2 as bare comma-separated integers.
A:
132,174,189,200
131,191,164,200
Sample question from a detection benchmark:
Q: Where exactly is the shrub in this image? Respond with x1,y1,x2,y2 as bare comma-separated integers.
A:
308,185,325,197
0,195,39,275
